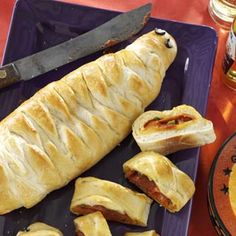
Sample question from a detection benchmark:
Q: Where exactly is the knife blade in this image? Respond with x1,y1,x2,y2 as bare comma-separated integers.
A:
0,3,151,90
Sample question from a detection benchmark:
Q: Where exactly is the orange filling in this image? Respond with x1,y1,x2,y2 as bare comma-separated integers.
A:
126,170,172,209
72,205,138,225
143,114,195,130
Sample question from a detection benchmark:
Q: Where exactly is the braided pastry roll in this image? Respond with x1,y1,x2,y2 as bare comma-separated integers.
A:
123,151,195,212
0,29,177,214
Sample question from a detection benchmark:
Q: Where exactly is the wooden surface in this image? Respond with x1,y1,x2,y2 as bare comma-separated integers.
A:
1,0,236,235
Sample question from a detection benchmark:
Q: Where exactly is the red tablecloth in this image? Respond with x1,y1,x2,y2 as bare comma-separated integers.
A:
1,0,235,235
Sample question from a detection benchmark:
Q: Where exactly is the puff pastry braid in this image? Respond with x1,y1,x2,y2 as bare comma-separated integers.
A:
70,177,153,226
0,29,177,214
123,151,195,212
16,222,63,236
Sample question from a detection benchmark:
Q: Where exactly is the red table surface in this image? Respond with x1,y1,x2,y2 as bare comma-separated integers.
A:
1,0,236,235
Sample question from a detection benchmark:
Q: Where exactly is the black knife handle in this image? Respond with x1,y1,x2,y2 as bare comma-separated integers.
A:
0,63,21,89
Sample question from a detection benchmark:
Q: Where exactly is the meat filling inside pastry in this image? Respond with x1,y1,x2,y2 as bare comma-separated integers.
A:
70,177,153,226
123,151,195,212
132,104,216,155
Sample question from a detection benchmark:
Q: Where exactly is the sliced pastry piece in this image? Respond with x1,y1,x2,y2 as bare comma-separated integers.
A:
0,29,177,215
132,104,216,155
16,222,63,236
74,211,111,236
123,151,195,212
124,230,159,236
70,177,152,226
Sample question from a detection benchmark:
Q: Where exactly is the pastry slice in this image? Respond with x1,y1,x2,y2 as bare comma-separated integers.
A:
16,222,63,236
124,230,159,236
123,151,195,212
74,211,111,236
70,177,152,226
132,104,216,155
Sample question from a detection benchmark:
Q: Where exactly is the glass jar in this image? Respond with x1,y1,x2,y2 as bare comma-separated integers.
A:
222,17,236,90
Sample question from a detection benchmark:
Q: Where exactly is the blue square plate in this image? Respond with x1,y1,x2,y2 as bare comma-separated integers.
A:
0,0,217,235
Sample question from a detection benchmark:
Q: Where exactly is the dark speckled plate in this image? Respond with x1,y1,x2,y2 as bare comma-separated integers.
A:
0,0,217,235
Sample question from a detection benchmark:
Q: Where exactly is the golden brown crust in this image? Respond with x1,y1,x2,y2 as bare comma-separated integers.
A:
132,105,216,155
124,230,159,236
70,177,153,226
0,29,177,214
16,222,63,236
123,151,195,212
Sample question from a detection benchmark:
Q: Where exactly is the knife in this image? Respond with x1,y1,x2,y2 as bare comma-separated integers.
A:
0,3,151,90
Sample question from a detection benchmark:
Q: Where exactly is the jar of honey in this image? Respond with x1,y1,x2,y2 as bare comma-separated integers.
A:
222,17,236,91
